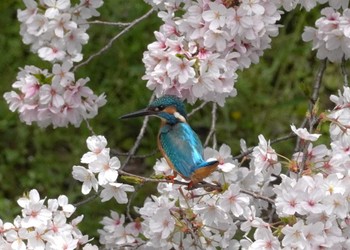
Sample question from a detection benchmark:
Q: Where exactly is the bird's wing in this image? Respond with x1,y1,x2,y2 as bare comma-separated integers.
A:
159,123,204,178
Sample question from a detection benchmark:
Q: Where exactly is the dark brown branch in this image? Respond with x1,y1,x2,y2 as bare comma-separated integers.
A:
204,102,217,148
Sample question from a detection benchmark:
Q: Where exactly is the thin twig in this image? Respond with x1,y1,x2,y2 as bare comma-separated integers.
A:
111,148,158,159
341,56,349,87
311,59,327,105
187,101,208,117
204,102,217,149
73,8,154,72
84,119,96,135
83,20,131,26
120,93,156,170
73,191,101,207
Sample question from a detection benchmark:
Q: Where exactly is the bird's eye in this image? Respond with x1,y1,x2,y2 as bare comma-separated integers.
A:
152,105,165,112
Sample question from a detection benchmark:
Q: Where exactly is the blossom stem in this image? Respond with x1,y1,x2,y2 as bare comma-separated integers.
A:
187,101,208,117
73,191,101,207
204,102,217,149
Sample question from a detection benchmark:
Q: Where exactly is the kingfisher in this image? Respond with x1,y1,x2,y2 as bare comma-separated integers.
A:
120,95,219,187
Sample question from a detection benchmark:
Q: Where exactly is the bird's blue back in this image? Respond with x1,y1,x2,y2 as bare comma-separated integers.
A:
159,122,205,178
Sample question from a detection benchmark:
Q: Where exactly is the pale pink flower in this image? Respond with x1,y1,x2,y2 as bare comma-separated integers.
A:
282,220,308,249
38,45,66,62
17,189,52,228
89,151,120,185
250,227,281,250
44,0,71,18
290,124,321,141
26,14,48,36
193,198,228,226
72,165,98,194
202,2,227,31
153,158,173,176
81,135,108,164
219,184,250,217
49,13,77,38
167,56,196,84
17,0,38,23
100,183,135,203
52,61,74,86
149,208,175,239
252,135,281,175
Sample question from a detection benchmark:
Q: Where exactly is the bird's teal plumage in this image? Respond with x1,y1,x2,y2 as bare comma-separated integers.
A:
120,95,218,185
159,122,204,178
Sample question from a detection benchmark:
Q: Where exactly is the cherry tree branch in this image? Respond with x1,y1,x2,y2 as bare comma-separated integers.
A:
187,101,208,117
73,8,154,72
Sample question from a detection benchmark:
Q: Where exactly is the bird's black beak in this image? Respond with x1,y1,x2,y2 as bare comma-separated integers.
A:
119,108,156,119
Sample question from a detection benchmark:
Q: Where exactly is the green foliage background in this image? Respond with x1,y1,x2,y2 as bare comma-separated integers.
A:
0,0,346,241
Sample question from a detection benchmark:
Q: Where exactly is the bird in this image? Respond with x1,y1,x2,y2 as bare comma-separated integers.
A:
120,95,219,187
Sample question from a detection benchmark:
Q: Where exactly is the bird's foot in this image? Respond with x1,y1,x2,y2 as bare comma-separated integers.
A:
165,175,177,183
186,181,197,190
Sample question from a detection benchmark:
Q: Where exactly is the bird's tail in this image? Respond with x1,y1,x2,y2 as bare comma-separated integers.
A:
196,160,219,169
190,160,219,185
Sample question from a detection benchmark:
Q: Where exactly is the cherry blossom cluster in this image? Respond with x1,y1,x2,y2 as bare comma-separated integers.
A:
302,7,350,63
280,0,349,11
17,0,103,63
93,86,350,249
3,65,106,128
72,135,135,203
0,189,97,250
142,0,281,106
274,173,350,249
272,86,350,249
4,0,106,128
96,143,278,249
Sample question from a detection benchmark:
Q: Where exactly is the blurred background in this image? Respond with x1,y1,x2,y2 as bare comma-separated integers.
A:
0,1,345,239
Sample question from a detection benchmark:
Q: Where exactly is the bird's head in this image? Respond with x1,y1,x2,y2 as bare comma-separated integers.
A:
120,95,187,124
